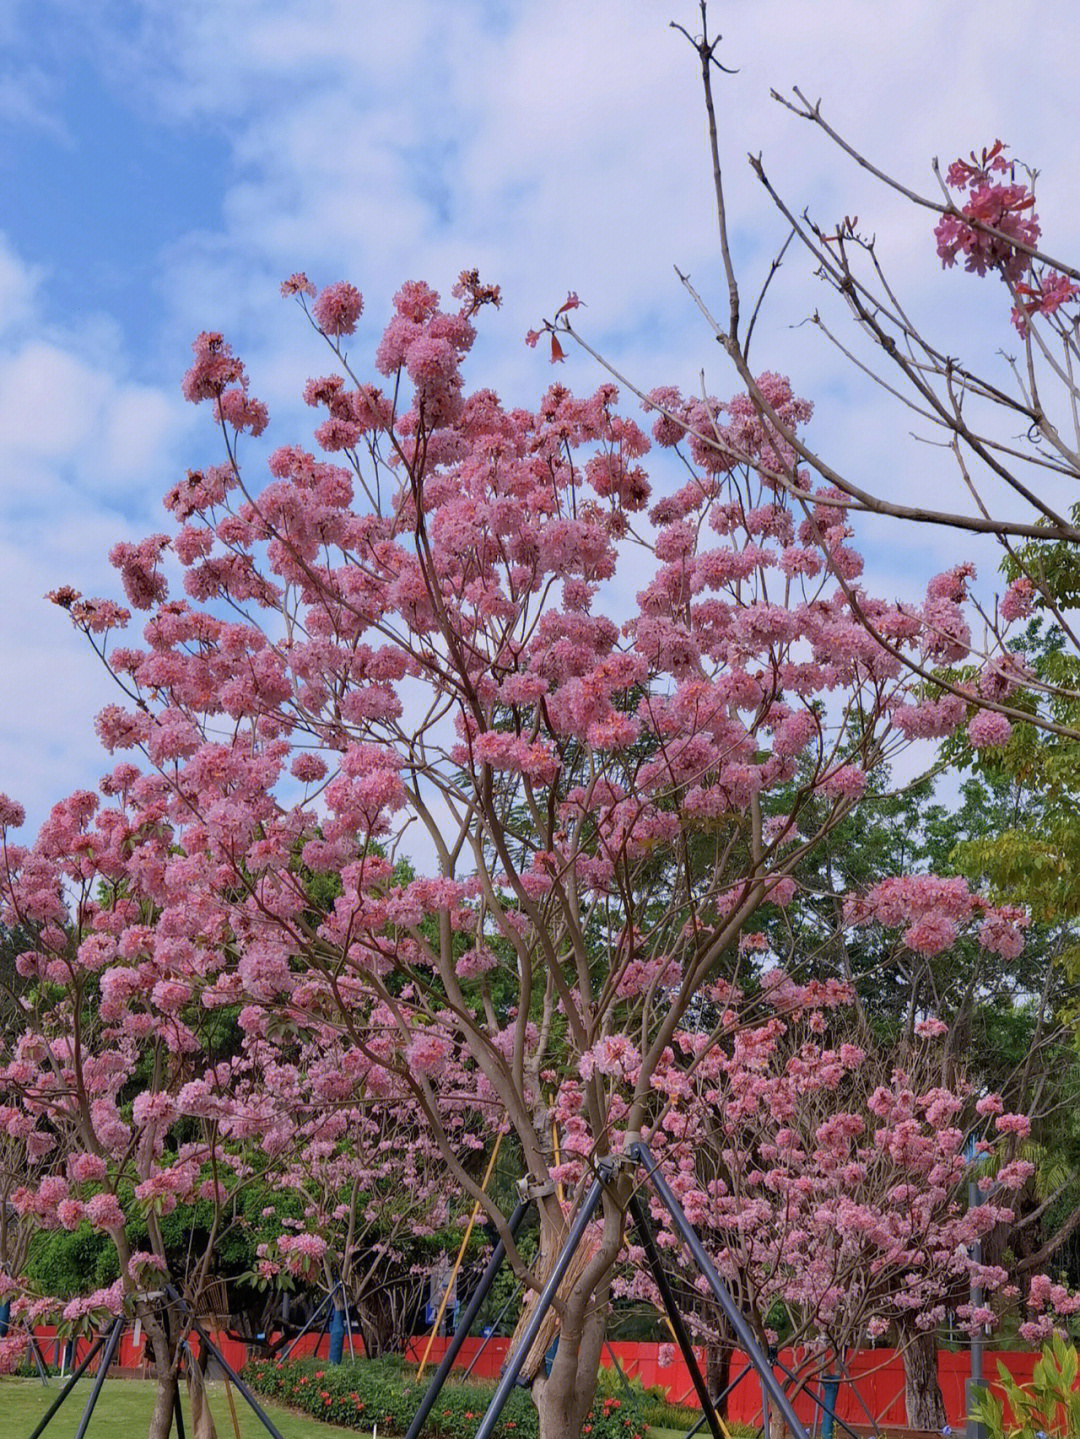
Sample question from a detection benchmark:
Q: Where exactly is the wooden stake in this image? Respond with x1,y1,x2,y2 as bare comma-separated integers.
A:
223,1375,242,1439
417,1132,503,1381
550,1098,565,1205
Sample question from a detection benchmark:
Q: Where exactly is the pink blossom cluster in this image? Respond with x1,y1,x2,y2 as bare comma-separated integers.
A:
936,142,1040,284
844,874,1026,959
616,987,1040,1351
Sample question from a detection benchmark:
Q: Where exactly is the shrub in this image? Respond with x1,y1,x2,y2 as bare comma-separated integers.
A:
242,1354,649,1438
970,1337,1080,1439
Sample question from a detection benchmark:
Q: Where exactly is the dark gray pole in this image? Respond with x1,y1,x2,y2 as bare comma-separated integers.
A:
173,1379,187,1439
462,1285,522,1380
278,1290,334,1364
772,1356,863,1439
26,1332,109,1439
683,1361,754,1439
27,1331,50,1386
966,1166,987,1439
72,1316,125,1439
632,1141,810,1439
628,1188,725,1439
472,1176,606,1439
166,1285,287,1439
405,1199,529,1439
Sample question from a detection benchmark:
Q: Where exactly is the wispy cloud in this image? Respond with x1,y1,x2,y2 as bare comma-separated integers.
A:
2,0,1078,835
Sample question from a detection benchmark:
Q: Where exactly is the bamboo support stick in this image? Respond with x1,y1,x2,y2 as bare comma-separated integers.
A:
417,1132,503,1381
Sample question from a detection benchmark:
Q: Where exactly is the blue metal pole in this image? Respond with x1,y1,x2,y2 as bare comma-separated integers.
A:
633,1141,810,1439
821,1376,840,1439
405,1199,529,1439
472,1177,606,1439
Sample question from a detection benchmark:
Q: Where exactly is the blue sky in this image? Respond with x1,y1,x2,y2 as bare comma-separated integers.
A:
3,0,1079,836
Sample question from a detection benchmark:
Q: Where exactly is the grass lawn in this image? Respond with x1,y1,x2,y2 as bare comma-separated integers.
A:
0,1376,361,1438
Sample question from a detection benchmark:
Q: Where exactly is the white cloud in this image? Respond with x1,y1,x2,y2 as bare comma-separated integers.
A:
3,0,1079,844
0,235,188,833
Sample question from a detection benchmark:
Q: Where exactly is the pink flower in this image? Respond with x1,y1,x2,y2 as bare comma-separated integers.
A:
967,710,1012,749
903,912,957,956
68,1153,108,1184
0,793,25,829
914,1017,949,1039
822,765,868,800
281,272,316,298
995,1113,1031,1139
405,1031,453,1078
1000,577,1035,622
85,1191,125,1232
57,1199,85,1230
312,282,363,336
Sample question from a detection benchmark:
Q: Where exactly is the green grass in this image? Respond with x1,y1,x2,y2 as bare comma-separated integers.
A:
0,1376,359,1438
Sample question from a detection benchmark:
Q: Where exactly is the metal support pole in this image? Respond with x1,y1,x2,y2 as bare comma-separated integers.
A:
278,1290,334,1365
166,1285,287,1439
419,1133,505,1381
462,1284,522,1380
405,1199,529,1439
26,1332,110,1439
633,1142,810,1439
966,1145,987,1439
342,1281,356,1363
27,1330,51,1385
73,1316,125,1439
473,1177,606,1439
312,1306,331,1363
683,1362,755,1439
772,1358,863,1439
628,1188,726,1439
173,1379,187,1439
603,1338,636,1401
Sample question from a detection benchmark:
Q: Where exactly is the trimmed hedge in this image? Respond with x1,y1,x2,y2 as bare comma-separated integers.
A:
242,1354,649,1439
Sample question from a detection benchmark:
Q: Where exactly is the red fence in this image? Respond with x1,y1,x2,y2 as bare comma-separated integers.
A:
405,1336,1041,1429
29,1324,1045,1429
29,1324,342,1374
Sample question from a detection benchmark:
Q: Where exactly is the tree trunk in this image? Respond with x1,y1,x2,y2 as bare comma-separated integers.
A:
142,1305,219,1439
531,1303,608,1439
146,1372,180,1439
903,1328,946,1431
144,1310,181,1439
525,1206,617,1439
705,1338,733,1417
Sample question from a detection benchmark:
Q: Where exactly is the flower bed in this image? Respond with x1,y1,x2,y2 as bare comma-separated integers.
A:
242,1354,649,1439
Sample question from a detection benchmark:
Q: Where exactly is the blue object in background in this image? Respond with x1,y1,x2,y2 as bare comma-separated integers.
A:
544,1336,559,1377
328,1302,347,1364
821,1375,841,1439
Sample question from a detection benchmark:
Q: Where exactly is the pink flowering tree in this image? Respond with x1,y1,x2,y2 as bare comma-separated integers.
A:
4,255,1005,1439
247,1044,490,1358
0,784,472,1439
0,1115,45,1349
611,962,1035,1433
533,10,1080,776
